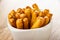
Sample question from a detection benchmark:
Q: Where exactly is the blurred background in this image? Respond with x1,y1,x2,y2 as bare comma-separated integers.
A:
0,0,60,40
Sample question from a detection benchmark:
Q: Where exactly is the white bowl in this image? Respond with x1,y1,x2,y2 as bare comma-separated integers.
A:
7,1,53,40
7,19,52,40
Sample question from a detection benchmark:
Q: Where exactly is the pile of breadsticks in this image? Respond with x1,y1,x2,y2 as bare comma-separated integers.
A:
8,3,53,29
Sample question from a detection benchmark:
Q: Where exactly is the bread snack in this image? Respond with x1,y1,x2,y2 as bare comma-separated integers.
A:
25,7,31,22
46,13,52,20
9,18,16,27
17,8,22,13
8,10,16,19
43,9,49,15
39,11,45,17
32,3,39,11
44,16,50,25
31,17,45,29
20,14,26,19
15,13,21,19
8,3,53,29
31,10,38,26
23,18,29,29
16,19,23,29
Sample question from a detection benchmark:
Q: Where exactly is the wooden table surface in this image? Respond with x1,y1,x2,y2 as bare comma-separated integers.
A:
0,27,13,40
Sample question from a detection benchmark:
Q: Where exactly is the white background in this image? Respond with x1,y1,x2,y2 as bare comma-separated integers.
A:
0,0,60,40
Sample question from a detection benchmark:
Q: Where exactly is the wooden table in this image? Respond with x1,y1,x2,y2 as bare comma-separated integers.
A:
0,27,13,40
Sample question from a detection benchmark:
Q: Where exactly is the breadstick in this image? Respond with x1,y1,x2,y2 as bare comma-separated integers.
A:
44,16,50,25
8,14,13,19
15,13,20,19
20,14,26,19
25,8,31,22
32,3,39,11
31,17,45,29
9,18,16,27
8,10,16,19
22,8,25,13
16,19,23,29
39,11,45,17
46,13,52,20
17,8,22,13
35,10,40,16
26,6,31,9
23,18,29,29
10,10,16,16
43,9,49,15
31,11,38,27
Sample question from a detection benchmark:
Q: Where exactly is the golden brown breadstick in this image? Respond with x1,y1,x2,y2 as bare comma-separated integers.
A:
16,19,23,29
37,16,45,27
44,9,49,13
43,9,49,15
35,10,40,16
26,6,31,9
8,14,13,19
15,13,20,19
31,17,45,29
39,11,45,17
20,14,26,19
44,16,50,25
22,8,25,13
46,13,52,20
32,3,39,11
8,10,16,19
16,8,22,13
10,10,16,16
30,11,38,27
9,18,16,27
23,18,29,29
31,9,34,16
25,8,31,22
